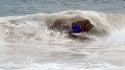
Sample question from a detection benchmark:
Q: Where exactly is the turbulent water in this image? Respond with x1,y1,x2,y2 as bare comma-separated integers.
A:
0,0,125,70
0,10,125,70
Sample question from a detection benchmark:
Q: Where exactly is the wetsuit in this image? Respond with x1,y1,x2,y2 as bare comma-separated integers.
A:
72,24,82,33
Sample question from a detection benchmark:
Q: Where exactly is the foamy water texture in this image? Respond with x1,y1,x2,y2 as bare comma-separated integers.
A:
107,28,125,45
0,10,125,70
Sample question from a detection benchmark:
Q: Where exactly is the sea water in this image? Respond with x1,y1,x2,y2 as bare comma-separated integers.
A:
0,0,125,16
0,0,125,70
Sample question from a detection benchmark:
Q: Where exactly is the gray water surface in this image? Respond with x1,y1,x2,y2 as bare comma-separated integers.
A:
0,0,125,16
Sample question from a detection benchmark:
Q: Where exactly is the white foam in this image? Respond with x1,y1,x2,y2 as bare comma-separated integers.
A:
107,28,125,45
0,10,125,70
6,62,124,70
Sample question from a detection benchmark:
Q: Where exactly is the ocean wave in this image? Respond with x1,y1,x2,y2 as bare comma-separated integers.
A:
0,10,125,42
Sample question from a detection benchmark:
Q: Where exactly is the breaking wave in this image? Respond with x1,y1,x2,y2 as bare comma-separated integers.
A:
0,10,125,44
1,10,125,70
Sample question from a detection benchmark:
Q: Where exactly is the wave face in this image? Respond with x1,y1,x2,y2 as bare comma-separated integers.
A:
0,10,125,42
0,10,125,70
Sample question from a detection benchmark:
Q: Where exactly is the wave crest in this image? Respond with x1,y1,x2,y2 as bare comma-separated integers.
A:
0,10,125,42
